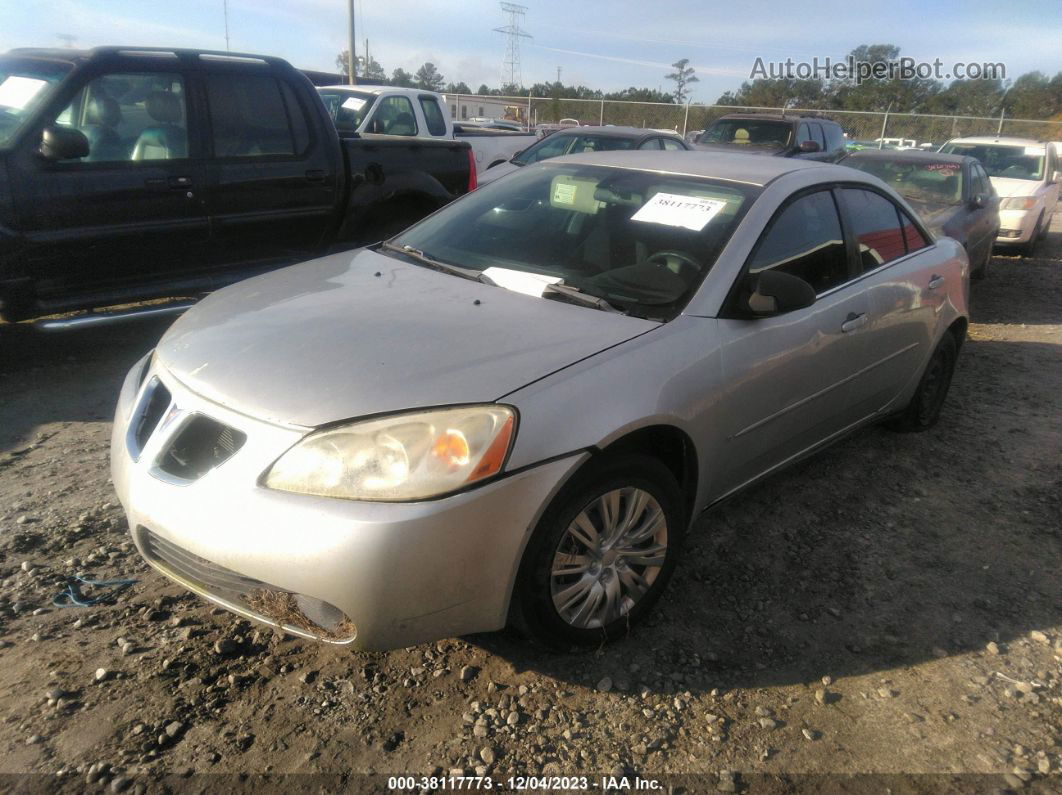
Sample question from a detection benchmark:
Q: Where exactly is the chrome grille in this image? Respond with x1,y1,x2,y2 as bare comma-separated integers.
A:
156,415,246,482
129,379,171,457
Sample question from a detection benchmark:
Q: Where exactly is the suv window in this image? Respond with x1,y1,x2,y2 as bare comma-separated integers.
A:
748,190,850,294
661,138,685,151
419,95,447,136
972,164,991,197
51,72,187,162
823,123,844,153
796,122,814,147
840,188,908,270
637,138,662,150
809,122,826,149
206,74,296,157
367,95,418,136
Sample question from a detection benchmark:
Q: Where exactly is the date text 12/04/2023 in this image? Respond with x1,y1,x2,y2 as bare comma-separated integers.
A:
386,775,664,790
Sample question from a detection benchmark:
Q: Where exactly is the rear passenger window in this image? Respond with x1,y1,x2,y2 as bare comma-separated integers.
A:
207,74,295,157
840,188,907,270
419,96,447,136
636,138,663,150
279,82,310,153
661,138,685,151
749,190,850,294
810,123,826,149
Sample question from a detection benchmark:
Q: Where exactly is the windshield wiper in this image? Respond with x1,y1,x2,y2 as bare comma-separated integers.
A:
378,242,492,283
542,282,622,313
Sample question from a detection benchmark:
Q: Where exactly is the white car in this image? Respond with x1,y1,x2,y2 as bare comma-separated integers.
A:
317,85,537,175
940,136,1060,254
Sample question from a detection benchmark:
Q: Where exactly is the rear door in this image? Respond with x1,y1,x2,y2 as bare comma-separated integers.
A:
837,186,939,415
715,187,872,493
200,63,339,270
9,63,210,300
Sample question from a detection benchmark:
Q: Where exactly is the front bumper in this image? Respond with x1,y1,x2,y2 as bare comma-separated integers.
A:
110,355,586,650
995,207,1039,245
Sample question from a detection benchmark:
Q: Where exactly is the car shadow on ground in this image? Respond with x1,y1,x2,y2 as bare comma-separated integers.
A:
0,317,173,452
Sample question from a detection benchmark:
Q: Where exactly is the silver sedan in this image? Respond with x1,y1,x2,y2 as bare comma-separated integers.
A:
111,151,969,651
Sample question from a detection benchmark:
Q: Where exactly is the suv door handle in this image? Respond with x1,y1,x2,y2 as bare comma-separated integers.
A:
841,312,868,333
305,169,325,182
168,175,193,189
928,274,945,289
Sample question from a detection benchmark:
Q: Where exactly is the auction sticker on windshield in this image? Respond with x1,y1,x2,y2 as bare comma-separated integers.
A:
632,193,727,231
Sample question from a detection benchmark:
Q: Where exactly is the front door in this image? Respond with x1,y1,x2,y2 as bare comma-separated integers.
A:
9,67,209,306
715,188,872,494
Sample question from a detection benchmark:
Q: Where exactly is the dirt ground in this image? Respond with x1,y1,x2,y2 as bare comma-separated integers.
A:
0,219,1059,793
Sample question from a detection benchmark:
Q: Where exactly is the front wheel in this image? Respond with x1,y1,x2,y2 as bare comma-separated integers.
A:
511,454,685,648
886,331,958,432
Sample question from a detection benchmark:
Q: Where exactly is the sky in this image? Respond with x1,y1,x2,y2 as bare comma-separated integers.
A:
2,0,1060,103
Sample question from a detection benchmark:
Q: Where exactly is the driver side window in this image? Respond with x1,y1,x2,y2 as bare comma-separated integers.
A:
51,72,187,163
748,190,850,294
366,95,418,136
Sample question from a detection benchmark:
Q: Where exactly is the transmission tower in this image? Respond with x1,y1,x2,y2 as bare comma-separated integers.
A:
493,3,531,89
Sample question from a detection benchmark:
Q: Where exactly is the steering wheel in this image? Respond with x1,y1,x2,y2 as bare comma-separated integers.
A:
645,250,703,278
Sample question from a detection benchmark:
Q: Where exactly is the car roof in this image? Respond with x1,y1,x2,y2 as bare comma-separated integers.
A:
845,150,973,166
542,125,683,140
944,135,1046,147
712,113,840,126
320,84,437,96
545,150,854,186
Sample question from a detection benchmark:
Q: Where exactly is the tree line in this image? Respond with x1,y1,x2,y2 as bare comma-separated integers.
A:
336,44,1062,121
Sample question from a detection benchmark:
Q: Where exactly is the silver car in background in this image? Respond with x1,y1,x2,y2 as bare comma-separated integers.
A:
111,152,969,651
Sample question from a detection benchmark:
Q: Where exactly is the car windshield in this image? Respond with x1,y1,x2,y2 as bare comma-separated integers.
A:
0,58,71,147
699,119,792,147
940,142,1045,181
317,89,376,133
512,134,636,166
390,163,758,320
846,158,964,205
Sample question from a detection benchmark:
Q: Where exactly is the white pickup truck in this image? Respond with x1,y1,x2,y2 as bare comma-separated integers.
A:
318,85,537,176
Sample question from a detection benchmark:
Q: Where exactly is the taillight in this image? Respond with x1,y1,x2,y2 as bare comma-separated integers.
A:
467,148,477,192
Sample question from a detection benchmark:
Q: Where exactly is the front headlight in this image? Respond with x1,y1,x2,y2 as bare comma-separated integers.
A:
1000,196,1037,211
263,405,516,501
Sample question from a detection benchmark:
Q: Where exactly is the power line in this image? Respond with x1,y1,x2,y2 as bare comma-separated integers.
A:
493,2,531,88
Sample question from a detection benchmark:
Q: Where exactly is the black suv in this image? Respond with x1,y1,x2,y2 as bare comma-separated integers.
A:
695,114,846,162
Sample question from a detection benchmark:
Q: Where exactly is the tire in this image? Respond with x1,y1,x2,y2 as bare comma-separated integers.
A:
886,331,959,433
970,245,991,281
511,454,686,649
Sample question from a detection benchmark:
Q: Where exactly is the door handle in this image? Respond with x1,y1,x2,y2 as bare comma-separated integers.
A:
928,274,945,290
168,175,193,189
305,169,326,182
841,312,868,333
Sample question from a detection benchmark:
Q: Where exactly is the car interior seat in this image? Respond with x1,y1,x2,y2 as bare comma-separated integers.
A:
82,95,124,161
389,112,416,136
131,92,187,160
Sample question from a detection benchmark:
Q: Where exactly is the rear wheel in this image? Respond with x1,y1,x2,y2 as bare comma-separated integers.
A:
511,454,685,648
886,331,958,432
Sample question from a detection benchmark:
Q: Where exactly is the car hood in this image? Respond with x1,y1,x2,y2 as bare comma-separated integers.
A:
989,176,1046,199
156,248,659,428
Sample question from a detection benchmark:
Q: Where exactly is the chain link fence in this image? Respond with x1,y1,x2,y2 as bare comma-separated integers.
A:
474,95,1062,146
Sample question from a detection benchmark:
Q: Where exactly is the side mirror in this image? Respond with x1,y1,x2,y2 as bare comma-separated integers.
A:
38,126,89,161
970,193,986,208
745,270,816,316
798,140,821,153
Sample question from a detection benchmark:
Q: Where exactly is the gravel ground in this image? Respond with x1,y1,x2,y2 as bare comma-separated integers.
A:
0,220,1059,792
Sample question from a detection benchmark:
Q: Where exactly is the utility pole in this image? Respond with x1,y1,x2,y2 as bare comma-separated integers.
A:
347,0,357,85
223,0,230,51
493,3,531,89
556,66,562,85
